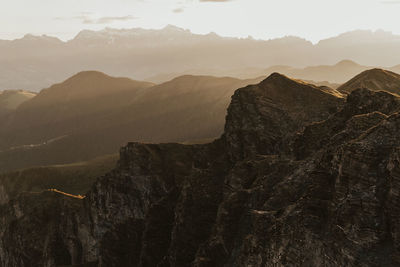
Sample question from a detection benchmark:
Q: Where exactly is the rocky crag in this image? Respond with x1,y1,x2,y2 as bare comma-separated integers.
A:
2,70,400,266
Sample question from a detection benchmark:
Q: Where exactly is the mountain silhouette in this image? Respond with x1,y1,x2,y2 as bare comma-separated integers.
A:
2,27,400,91
0,72,262,172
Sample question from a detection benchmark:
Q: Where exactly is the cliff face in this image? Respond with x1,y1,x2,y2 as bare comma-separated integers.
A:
224,73,343,160
2,73,400,266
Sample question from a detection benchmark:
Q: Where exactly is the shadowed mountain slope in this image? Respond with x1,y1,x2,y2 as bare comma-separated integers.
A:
0,73,262,172
0,153,118,204
12,71,154,127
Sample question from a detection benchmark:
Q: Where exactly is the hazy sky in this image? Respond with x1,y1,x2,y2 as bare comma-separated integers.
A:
2,0,400,42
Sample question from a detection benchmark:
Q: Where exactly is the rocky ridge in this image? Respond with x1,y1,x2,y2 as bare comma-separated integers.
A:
2,71,400,266
338,68,400,94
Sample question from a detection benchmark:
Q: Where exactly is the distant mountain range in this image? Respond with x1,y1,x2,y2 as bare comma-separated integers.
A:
1,26,400,91
150,60,400,86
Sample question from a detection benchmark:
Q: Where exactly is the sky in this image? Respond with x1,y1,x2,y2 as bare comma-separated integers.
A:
1,0,400,43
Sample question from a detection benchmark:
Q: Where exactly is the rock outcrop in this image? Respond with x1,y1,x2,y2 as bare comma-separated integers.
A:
2,72,400,266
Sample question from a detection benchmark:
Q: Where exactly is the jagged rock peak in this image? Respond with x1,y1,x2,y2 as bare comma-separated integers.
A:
223,72,344,159
259,72,343,98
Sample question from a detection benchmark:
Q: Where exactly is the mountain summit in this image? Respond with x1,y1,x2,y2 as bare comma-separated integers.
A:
15,71,154,126
338,68,400,94
29,71,153,101
224,73,343,159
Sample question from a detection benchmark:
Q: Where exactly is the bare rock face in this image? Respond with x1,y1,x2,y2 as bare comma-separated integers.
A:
294,88,400,159
223,73,344,160
2,72,400,266
0,192,86,267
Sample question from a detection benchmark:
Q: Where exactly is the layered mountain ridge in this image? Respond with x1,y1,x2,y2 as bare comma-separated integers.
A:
2,26,400,91
3,68,399,173
2,70,400,266
0,72,262,172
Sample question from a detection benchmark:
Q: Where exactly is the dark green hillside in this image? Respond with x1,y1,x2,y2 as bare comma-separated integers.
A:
0,153,118,201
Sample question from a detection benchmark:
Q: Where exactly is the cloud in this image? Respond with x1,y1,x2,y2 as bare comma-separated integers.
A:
55,14,137,24
83,16,137,24
173,8,184,13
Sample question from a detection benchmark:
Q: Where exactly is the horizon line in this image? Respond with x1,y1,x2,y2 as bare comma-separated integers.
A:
0,25,398,45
